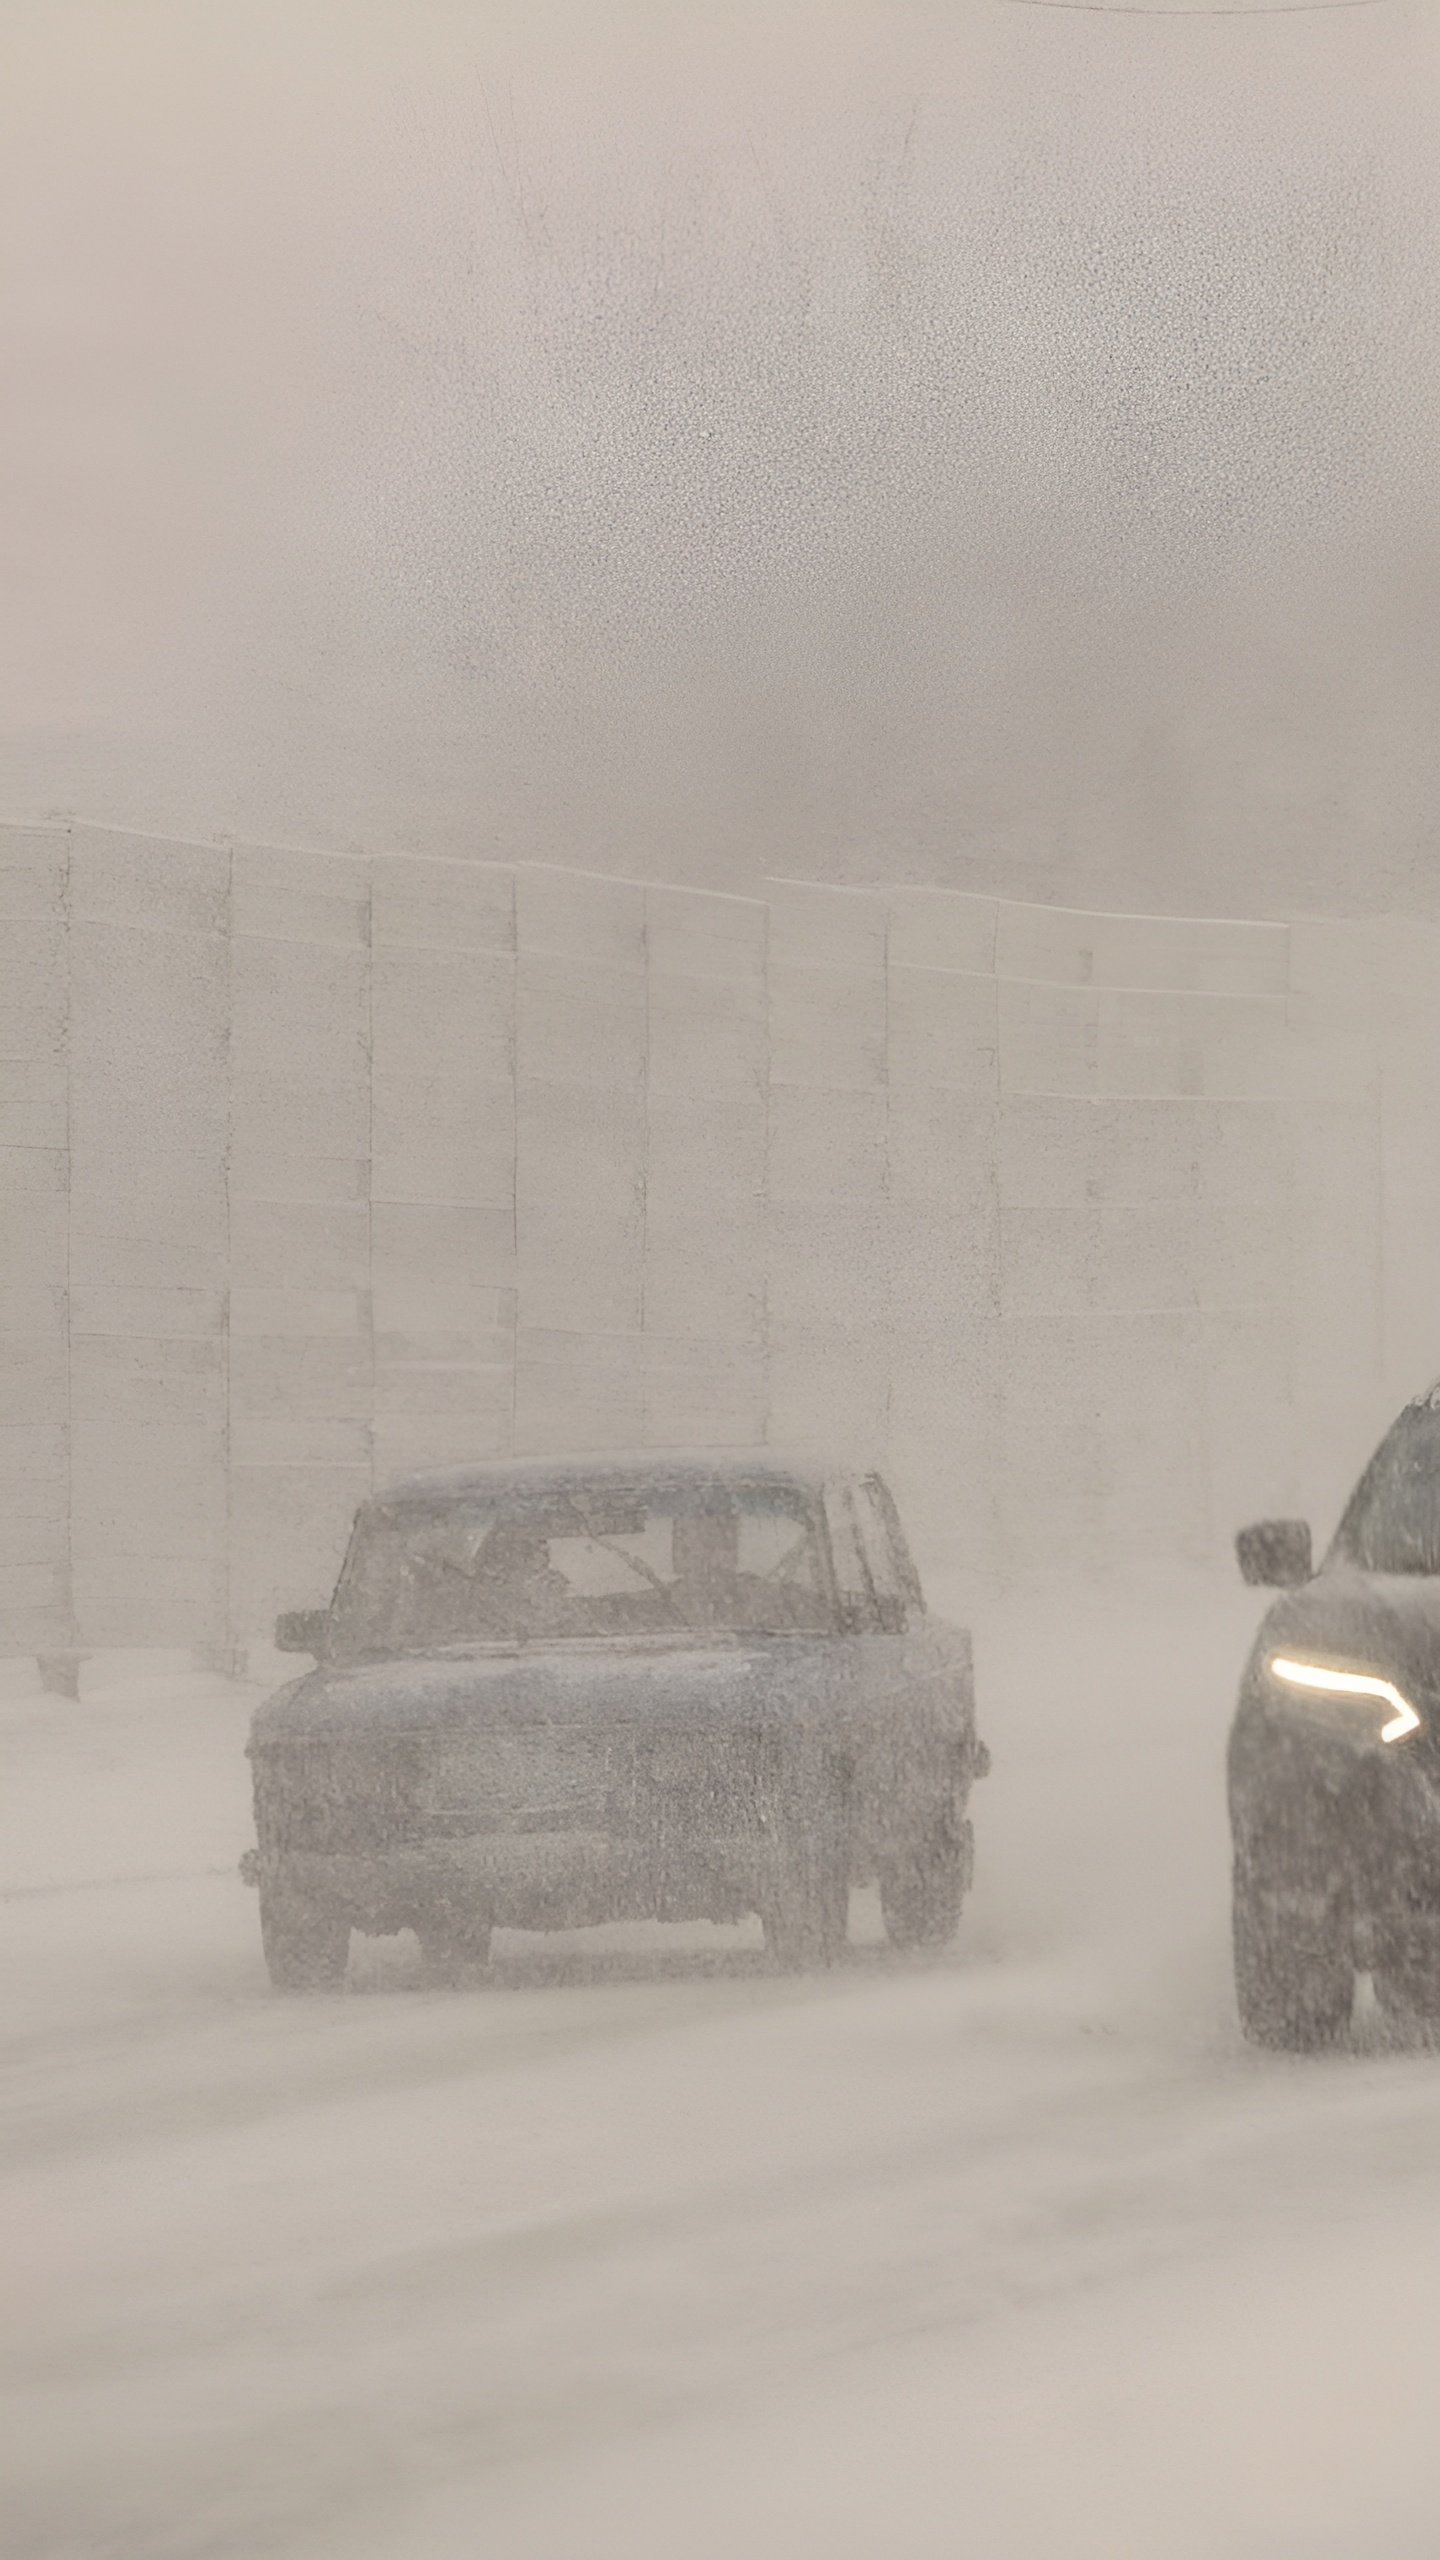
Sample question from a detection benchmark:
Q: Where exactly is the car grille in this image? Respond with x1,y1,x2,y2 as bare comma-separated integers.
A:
420,1726,785,1840
419,1728,616,1834
632,1729,782,1838
260,1726,787,1853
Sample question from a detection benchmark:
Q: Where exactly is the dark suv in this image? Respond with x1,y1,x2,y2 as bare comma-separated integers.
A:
1229,1382,1440,2047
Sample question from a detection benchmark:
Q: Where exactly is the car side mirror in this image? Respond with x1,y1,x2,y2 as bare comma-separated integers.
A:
274,1607,329,1656
1236,1520,1313,1589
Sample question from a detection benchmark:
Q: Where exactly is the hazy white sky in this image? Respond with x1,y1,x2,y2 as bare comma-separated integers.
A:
4,0,1437,910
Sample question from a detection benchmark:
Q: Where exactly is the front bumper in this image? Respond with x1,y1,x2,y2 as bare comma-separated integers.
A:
251,1827,797,1935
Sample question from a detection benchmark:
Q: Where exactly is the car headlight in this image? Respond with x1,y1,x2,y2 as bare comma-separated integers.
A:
1268,1654,1422,1744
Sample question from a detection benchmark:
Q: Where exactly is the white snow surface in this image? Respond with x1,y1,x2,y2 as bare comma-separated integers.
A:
6,1572,1440,2559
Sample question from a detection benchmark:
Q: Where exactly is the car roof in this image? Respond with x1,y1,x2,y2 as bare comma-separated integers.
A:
373,1448,847,1514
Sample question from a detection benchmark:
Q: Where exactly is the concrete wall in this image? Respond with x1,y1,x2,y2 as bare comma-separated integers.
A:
2,820,1433,1658
1,828,71,1655
783,882,1398,1588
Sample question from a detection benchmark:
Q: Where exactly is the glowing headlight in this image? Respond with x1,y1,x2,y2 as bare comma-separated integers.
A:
1268,1655,1422,1744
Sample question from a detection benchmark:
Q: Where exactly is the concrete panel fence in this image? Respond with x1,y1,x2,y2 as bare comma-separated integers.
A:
4,820,1437,1662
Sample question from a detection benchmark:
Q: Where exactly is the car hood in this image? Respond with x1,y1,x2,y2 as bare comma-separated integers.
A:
249,1634,848,1749
1248,1564,1440,1710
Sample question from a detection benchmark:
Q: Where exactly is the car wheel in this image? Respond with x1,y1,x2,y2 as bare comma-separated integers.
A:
879,1817,972,1952
259,1871,351,1992
762,1806,850,1970
416,1914,494,1984
1370,1963,1440,2046
1232,1866,1353,2051
762,1870,849,1970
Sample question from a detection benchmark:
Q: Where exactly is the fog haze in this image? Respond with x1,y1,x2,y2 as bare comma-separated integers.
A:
9,14,1440,2559
6,0,1439,906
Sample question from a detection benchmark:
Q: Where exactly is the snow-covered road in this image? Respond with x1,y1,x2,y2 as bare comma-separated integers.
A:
7,1577,1440,2560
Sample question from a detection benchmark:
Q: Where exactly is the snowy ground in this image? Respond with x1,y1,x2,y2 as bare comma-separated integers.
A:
6,1574,1440,2560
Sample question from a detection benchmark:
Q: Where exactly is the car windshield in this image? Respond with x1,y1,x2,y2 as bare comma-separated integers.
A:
329,1483,836,1657
1337,1407,1440,1576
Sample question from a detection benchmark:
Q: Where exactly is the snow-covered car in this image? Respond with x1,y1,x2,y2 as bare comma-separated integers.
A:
1229,1379,1440,2048
245,1452,989,1990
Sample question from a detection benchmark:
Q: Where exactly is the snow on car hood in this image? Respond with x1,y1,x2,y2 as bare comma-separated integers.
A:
249,1632,850,1748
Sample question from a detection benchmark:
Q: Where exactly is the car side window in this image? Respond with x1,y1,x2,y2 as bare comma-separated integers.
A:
820,1481,876,1628
856,1476,925,1619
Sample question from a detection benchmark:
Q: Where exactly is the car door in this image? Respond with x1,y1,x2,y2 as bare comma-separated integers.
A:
851,1472,979,1796
812,1475,946,1854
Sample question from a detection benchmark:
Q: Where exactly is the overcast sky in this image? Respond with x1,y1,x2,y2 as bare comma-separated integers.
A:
4,0,1437,912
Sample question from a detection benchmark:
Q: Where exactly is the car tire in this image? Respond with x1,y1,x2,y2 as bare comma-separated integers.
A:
1371,1967,1440,2046
762,1797,850,1970
259,1871,351,1992
1232,1867,1353,2051
417,1914,494,1984
762,1870,849,1970
879,1817,972,1952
